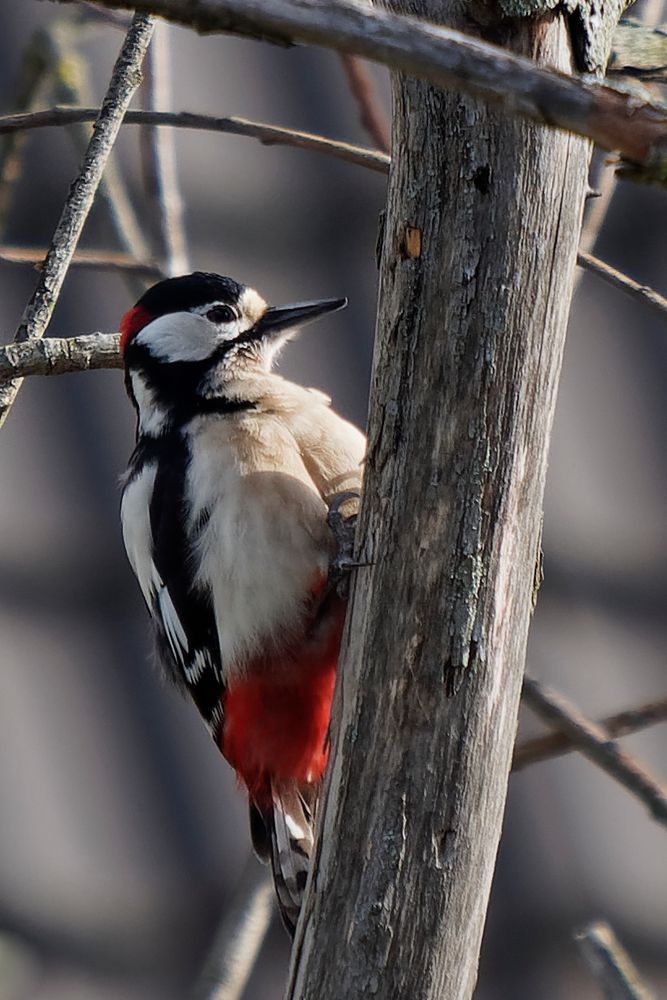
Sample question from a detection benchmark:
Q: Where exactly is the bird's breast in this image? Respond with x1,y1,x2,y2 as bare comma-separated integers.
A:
185,414,333,675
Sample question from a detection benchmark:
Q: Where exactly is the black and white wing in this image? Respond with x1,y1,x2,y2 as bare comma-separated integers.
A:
121,443,225,737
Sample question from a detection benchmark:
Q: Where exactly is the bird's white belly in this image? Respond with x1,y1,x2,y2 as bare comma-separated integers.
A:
186,416,332,674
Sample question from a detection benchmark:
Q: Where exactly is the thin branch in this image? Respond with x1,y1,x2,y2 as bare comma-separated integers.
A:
577,1,666,283
0,245,163,277
577,251,667,321
192,858,274,1000
0,14,154,431
141,21,190,275
522,678,667,827
46,20,152,267
0,334,121,382
0,106,391,174
578,157,618,258
3,103,667,321
338,55,390,153
38,0,667,178
513,695,667,771
575,921,656,1000
78,1,132,27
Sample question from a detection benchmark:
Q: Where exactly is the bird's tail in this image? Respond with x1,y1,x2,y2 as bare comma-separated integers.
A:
250,780,318,936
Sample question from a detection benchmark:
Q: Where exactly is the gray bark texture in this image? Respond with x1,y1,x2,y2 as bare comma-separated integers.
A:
287,3,616,999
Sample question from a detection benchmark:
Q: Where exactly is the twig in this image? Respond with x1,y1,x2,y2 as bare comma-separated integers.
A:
513,695,667,770
577,251,667,321
44,18,152,278
0,334,121,382
0,14,154,431
37,0,667,179
575,921,656,1000
0,246,162,277
338,55,390,153
78,1,132,27
0,107,391,174
522,678,667,826
577,1,666,280
579,157,618,258
141,21,190,275
3,105,667,322
192,857,274,1000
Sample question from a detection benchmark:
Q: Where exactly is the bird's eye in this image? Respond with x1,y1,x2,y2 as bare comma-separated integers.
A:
206,305,236,324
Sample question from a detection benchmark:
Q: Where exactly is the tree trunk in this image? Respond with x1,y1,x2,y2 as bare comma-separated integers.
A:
287,4,604,999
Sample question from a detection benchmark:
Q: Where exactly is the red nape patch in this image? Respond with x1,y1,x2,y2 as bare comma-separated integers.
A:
119,304,154,355
222,655,337,801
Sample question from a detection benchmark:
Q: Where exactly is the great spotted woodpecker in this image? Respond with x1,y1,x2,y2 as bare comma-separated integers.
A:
119,272,365,933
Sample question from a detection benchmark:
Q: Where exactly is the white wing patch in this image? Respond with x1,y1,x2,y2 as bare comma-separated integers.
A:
184,647,213,684
122,461,209,679
121,464,159,609
157,582,189,665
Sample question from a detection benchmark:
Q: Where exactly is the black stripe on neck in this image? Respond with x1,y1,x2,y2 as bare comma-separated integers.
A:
194,397,256,416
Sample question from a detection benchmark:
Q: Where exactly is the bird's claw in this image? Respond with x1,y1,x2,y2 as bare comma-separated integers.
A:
327,491,360,596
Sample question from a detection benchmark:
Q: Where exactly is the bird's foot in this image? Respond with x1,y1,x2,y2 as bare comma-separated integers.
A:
327,491,362,597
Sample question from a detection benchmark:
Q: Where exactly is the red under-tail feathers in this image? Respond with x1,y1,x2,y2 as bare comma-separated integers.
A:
221,584,345,934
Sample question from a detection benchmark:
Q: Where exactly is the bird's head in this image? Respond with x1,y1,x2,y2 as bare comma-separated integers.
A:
120,272,347,433
121,271,346,374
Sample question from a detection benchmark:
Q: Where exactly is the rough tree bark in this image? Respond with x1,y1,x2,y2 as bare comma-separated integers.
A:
287,2,621,998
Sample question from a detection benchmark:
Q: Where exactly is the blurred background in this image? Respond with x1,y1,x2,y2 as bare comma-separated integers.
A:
0,2,665,998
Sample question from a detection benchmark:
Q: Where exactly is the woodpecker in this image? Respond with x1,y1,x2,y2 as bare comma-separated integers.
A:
119,271,365,933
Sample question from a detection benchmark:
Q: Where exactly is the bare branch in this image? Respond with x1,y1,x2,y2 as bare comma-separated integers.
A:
338,55,390,153
192,858,274,1000
513,695,667,770
5,107,667,320
0,334,121,382
0,245,163,277
38,0,667,177
575,921,656,1000
0,106,391,174
578,159,618,258
78,1,132,28
141,21,190,275
45,18,152,270
0,14,154,430
577,1,666,284
522,678,667,826
577,251,667,321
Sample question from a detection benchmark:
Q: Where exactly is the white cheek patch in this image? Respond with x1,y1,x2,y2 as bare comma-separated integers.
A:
130,372,169,436
136,311,219,362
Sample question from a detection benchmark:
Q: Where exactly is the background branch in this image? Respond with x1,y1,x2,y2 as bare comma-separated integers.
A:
140,21,190,275
39,0,667,178
0,106,391,173
0,13,154,430
43,16,152,269
338,54,390,153
513,695,667,770
0,246,162,277
192,858,274,1000
575,921,656,1000
522,678,667,825
577,251,667,321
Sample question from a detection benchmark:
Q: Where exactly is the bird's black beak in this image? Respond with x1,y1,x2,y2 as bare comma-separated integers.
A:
252,297,347,340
